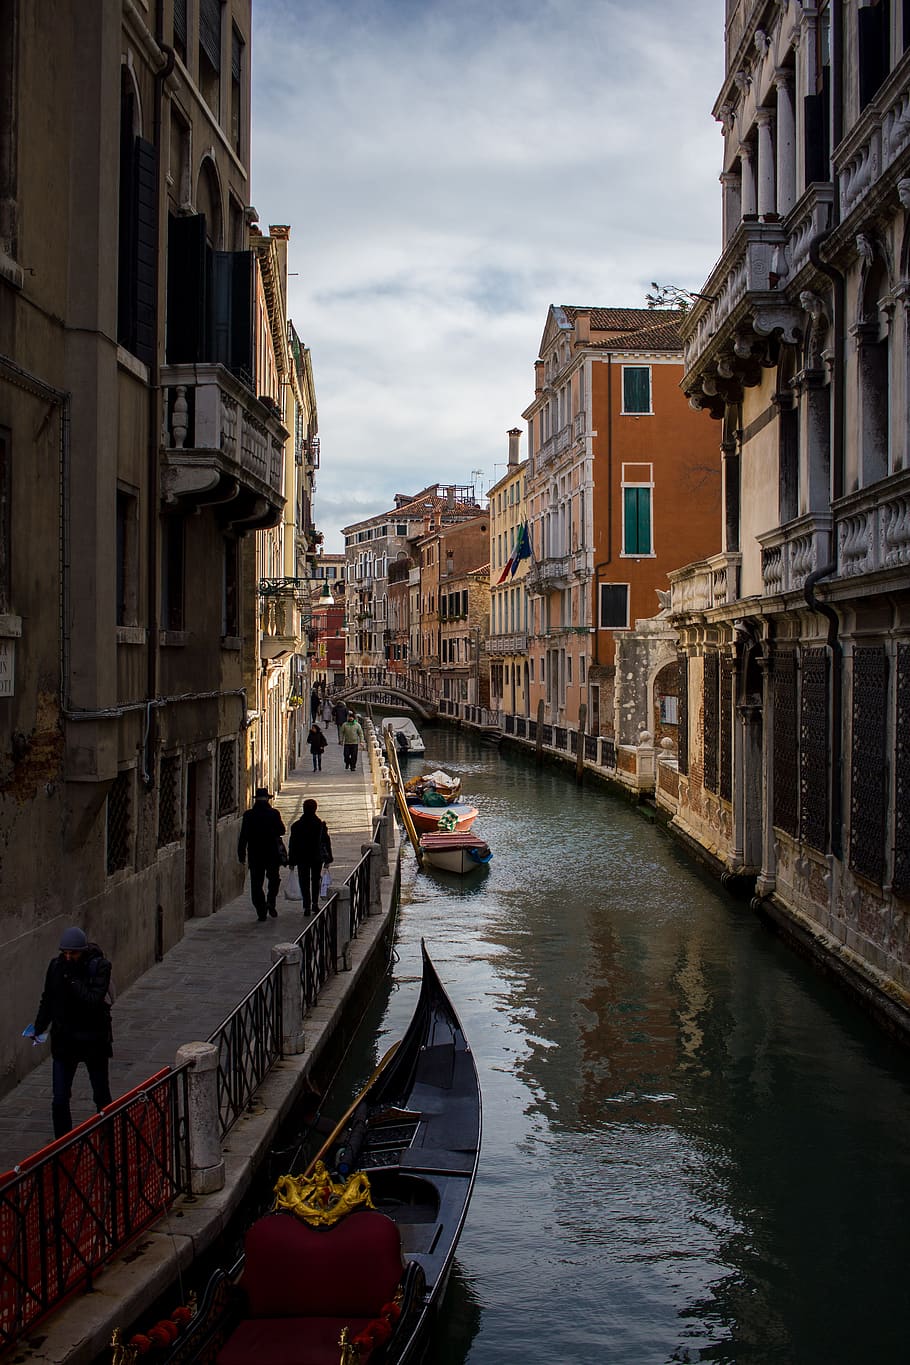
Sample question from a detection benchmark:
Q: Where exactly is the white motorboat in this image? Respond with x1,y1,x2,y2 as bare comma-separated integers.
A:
382,717,426,756
419,831,492,874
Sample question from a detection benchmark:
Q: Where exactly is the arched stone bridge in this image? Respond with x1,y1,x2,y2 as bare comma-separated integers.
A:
335,679,438,722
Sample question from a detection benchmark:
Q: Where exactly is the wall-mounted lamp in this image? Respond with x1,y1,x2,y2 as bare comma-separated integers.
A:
318,581,335,606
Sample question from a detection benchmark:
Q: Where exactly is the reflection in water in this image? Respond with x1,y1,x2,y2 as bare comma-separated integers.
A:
356,725,910,1362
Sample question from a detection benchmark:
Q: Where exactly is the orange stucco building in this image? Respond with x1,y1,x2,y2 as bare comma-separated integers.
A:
523,306,722,733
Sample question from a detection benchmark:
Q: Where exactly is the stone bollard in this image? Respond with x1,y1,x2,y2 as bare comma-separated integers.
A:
636,729,656,790
375,811,391,874
362,842,381,913
271,942,305,1055
174,1041,226,1195
337,884,353,969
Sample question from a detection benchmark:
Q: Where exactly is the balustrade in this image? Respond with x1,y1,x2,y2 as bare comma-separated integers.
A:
834,470,910,578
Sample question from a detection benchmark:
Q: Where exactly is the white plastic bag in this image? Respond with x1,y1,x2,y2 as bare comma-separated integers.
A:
285,868,303,901
319,869,332,900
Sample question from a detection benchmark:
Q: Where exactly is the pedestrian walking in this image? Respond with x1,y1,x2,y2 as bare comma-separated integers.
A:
287,798,334,915
309,686,320,723
321,697,333,727
333,698,348,742
23,927,114,1138
237,786,286,920
307,722,327,771
340,713,365,771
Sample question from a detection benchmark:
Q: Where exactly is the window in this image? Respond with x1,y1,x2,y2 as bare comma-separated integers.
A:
0,426,10,613
580,656,586,684
106,770,133,875
162,517,185,631
173,0,187,63
116,488,138,625
599,583,630,629
622,464,653,555
157,754,182,847
0,0,17,261
118,69,157,365
230,26,244,156
222,536,238,636
659,694,678,724
199,0,222,116
622,366,651,415
567,655,573,685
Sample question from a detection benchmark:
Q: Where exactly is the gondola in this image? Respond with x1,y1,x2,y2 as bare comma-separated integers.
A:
116,942,481,1365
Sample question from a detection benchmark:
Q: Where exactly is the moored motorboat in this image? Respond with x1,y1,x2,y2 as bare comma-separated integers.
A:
381,717,426,757
404,769,462,804
419,831,492,874
114,943,481,1365
408,801,479,834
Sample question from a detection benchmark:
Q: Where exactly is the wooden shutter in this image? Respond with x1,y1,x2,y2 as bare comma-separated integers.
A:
199,0,222,71
858,0,889,109
133,137,158,366
623,487,651,554
623,366,650,414
213,249,254,385
173,0,187,54
599,583,628,628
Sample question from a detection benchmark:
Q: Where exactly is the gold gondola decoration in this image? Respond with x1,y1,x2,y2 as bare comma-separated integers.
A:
272,1161,374,1227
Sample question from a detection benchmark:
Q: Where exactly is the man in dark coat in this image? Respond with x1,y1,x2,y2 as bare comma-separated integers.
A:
238,787,286,920
333,698,348,742
26,926,113,1138
287,798,334,915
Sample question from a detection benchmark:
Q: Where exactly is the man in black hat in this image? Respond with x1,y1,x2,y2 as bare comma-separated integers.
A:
24,927,114,1138
238,787,286,920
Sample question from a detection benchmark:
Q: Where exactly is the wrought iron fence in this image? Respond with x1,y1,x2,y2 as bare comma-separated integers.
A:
541,724,553,746
601,738,617,768
584,734,598,761
208,964,283,1137
296,897,339,1010
0,1066,190,1348
554,726,567,750
348,850,372,939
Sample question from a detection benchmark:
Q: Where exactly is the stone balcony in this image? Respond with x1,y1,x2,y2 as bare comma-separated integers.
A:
668,552,742,616
834,468,910,580
836,48,910,223
161,363,287,532
527,554,573,592
759,512,833,596
259,596,301,661
487,632,528,657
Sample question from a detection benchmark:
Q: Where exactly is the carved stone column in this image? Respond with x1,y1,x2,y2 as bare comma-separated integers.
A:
775,70,796,216
721,170,742,243
739,142,756,216
756,109,776,218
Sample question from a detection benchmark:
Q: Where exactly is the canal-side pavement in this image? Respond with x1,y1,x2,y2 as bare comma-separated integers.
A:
5,725,402,1365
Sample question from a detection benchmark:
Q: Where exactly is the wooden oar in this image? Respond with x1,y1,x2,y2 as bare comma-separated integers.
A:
304,1039,401,1176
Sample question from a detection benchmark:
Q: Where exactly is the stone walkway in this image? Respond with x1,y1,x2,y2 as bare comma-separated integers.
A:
0,725,377,1172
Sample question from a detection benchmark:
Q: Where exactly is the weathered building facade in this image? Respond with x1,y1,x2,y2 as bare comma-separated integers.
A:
523,306,722,734
669,0,910,1019
488,430,531,718
0,0,318,1092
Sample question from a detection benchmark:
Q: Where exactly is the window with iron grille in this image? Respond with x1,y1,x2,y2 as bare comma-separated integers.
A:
157,754,181,847
218,738,237,816
849,646,888,884
720,654,734,802
703,652,719,793
772,651,799,836
799,648,829,853
894,644,910,899
106,770,132,875
677,654,689,775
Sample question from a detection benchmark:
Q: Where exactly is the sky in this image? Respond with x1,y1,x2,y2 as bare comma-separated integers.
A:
251,0,726,554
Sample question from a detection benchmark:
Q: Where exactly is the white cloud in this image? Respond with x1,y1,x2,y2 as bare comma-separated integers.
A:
251,0,726,550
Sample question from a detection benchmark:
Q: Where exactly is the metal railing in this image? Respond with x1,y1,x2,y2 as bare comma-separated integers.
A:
347,850,372,939
208,964,283,1137
296,896,339,1010
0,1066,190,1348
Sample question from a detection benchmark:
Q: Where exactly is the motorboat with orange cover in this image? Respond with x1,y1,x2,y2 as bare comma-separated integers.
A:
418,832,492,875
113,943,481,1365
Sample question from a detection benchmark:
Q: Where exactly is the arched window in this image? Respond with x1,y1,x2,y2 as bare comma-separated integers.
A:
117,65,156,364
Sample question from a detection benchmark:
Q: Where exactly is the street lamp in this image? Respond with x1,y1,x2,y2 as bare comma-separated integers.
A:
318,580,335,606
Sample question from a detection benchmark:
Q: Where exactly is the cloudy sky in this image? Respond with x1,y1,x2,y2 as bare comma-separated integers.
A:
251,0,725,553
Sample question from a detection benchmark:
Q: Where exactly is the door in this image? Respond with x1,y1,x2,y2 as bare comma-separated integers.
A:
184,761,197,918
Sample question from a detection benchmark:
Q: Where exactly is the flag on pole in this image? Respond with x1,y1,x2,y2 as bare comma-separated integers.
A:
497,521,532,583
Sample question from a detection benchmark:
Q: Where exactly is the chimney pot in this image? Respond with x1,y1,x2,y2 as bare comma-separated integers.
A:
507,428,521,466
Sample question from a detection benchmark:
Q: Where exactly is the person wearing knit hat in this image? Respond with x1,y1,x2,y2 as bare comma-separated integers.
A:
24,927,113,1138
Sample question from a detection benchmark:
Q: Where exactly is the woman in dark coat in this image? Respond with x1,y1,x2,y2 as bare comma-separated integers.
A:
287,798,334,914
307,723,328,771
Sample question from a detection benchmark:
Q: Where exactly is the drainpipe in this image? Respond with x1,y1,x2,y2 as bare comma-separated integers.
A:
804,562,843,860
143,13,175,788
593,352,613,667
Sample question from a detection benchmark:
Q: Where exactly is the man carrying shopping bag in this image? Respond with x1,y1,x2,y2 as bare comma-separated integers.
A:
287,798,334,915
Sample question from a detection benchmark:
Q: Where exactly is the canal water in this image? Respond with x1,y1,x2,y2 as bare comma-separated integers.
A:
341,725,910,1364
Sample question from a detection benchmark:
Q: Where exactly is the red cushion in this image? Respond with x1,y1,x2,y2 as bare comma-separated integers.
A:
217,1315,375,1365
241,1212,403,1319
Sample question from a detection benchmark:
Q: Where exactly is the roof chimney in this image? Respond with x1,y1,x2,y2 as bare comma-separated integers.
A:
507,428,521,466
446,486,455,510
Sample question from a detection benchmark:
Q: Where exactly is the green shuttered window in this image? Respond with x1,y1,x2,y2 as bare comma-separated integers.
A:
623,486,652,555
622,366,651,414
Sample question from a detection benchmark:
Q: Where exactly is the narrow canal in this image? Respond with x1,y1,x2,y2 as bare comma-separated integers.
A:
346,725,910,1364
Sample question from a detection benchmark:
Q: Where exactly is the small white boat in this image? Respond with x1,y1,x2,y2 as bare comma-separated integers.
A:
382,717,426,756
420,831,492,874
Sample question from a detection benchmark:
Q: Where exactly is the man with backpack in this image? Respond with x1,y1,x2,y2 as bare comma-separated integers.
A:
24,926,113,1138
